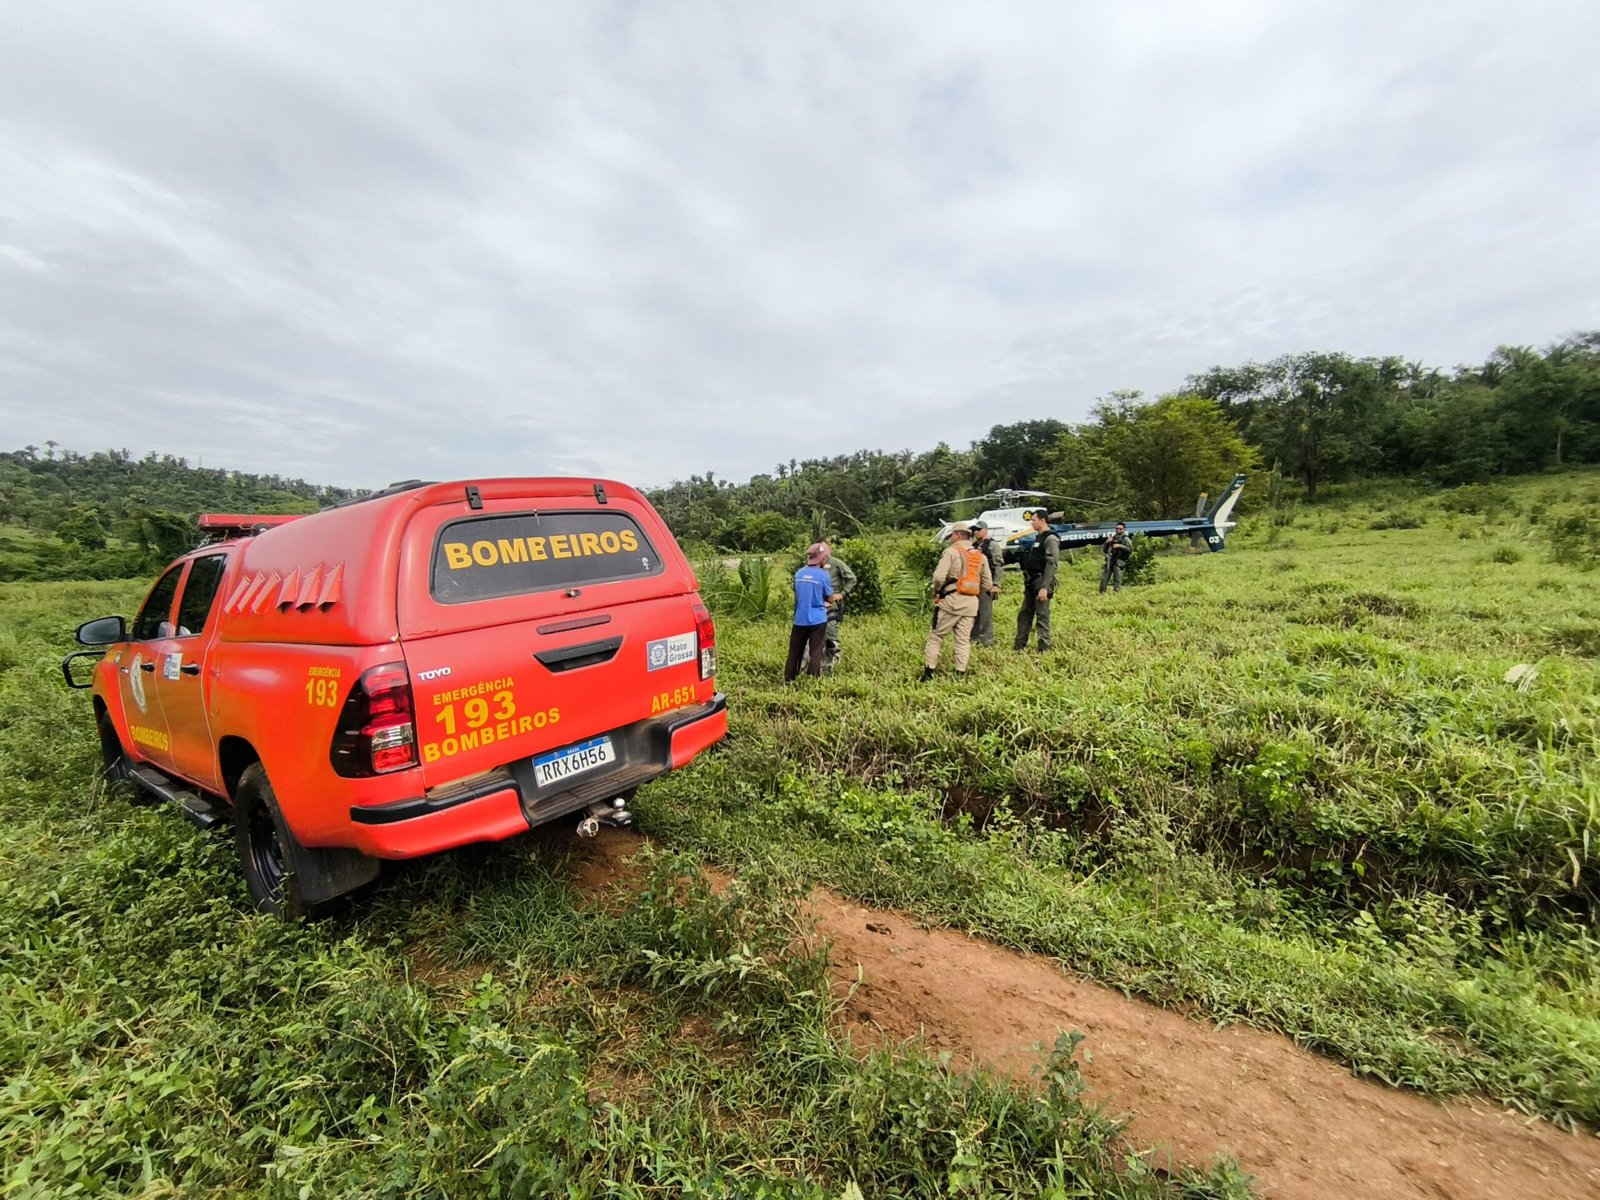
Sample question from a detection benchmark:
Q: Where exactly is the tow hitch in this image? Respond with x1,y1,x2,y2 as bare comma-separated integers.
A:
575,796,633,838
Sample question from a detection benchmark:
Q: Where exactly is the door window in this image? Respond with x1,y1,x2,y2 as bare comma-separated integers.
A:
175,555,228,637
131,565,185,641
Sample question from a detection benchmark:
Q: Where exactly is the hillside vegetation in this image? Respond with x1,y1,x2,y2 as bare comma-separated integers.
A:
5,331,1597,572
0,448,353,581
646,333,1600,547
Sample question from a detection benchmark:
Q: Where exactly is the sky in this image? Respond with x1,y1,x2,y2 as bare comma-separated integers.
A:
2,1,1597,490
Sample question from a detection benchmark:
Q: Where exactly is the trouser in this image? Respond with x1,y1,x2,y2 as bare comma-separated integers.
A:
785,622,826,680
974,589,995,646
802,611,843,671
924,603,975,672
1014,579,1051,650
1100,558,1124,593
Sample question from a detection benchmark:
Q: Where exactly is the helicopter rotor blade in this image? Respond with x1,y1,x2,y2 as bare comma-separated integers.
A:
1053,495,1112,508
911,494,996,511
1015,491,1114,509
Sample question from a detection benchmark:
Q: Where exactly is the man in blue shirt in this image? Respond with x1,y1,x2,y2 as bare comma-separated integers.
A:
786,542,839,681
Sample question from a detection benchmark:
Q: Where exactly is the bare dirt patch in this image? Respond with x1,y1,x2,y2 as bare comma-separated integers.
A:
567,831,1600,1199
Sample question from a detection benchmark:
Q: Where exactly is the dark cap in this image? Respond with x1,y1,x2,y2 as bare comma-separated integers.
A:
969,520,988,532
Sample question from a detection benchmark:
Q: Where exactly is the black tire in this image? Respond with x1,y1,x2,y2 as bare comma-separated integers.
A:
234,763,320,918
96,709,148,801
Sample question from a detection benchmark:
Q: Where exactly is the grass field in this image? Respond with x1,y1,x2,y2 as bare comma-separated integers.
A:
2,471,1597,1196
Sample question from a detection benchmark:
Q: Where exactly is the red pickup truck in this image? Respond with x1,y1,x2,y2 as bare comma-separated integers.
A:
63,478,726,915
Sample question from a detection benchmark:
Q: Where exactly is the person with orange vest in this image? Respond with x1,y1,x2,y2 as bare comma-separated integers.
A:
921,524,994,681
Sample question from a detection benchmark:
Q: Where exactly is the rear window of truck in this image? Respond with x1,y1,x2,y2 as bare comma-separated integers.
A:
430,510,664,604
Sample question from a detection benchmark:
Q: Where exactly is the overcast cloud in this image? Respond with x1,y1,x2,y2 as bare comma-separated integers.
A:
2,1,1597,489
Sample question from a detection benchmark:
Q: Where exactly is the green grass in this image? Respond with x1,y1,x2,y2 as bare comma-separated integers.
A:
0,585,1245,1196
3,470,1598,1194
645,469,1600,1126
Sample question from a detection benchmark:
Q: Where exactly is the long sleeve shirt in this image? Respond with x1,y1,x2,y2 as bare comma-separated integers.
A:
826,558,857,607
930,544,993,616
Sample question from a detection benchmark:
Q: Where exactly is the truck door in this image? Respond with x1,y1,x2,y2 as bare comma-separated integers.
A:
119,562,185,768
146,553,230,792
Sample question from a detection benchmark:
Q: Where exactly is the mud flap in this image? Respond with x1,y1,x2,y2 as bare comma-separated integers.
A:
282,827,381,905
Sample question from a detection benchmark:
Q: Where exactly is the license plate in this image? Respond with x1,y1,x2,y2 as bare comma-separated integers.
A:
532,736,615,788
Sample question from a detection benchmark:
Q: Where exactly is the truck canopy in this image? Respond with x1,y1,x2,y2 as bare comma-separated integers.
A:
218,479,690,646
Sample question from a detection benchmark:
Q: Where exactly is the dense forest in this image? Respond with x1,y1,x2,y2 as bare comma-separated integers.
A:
0,448,353,581
3,331,1597,577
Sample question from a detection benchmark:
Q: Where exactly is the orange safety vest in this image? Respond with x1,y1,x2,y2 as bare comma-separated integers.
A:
955,547,985,596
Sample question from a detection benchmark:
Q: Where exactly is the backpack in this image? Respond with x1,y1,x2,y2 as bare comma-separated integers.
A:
955,547,985,596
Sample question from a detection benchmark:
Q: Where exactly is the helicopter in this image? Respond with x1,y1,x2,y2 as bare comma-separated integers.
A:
925,476,1249,561
924,488,1092,549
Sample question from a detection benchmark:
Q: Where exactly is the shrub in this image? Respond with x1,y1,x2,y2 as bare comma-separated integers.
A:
893,533,944,577
1438,484,1511,515
1120,536,1159,586
698,556,781,619
835,537,885,615
719,511,804,553
1370,510,1424,530
1548,512,1600,569
1489,545,1523,565
885,566,933,615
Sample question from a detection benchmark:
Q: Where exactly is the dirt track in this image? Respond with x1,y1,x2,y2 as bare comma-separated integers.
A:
572,831,1600,1199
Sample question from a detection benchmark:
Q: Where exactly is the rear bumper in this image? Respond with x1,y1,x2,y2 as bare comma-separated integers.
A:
346,692,727,858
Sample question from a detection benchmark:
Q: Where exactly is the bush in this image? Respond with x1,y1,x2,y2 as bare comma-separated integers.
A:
697,556,782,619
1120,536,1159,586
893,533,944,578
1438,484,1511,515
718,511,804,553
883,567,930,615
1549,512,1600,568
835,537,885,615
1489,545,1523,565
1370,510,1425,530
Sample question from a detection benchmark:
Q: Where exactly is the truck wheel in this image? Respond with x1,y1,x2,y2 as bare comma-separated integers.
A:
97,710,142,798
234,764,321,918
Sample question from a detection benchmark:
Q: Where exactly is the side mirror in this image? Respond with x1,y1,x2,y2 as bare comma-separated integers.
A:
76,615,126,646
61,651,103,690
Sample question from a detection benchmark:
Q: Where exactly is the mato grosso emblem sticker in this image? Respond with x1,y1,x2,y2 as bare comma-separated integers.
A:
129,652,148,712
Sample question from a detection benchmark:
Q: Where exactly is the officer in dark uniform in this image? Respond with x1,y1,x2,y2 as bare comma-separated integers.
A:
1013,511,1059,652
970,521,1005,647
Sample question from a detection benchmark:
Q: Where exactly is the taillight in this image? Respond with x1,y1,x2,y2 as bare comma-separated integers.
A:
693,602,716,680
330,662,418,777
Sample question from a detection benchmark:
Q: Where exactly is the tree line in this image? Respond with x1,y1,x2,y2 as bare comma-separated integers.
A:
0,446,352,581
3,330,1596,575
647,331,1600,547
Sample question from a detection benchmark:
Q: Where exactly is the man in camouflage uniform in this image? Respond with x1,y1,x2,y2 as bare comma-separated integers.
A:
821,548,857,669
1100,522,1133,594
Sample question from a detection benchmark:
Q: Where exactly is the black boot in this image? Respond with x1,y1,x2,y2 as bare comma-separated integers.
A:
919,666,934,682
